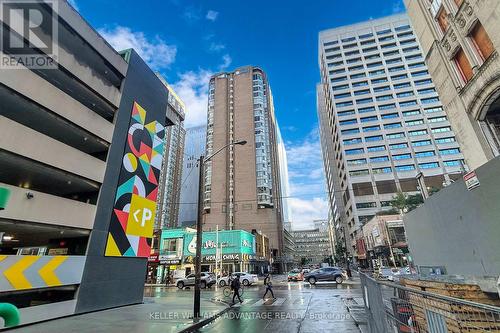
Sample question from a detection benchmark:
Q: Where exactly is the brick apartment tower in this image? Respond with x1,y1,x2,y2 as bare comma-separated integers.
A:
203,66,284,265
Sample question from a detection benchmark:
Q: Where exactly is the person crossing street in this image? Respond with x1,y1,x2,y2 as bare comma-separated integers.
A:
262,274,275,300
231,275,243,305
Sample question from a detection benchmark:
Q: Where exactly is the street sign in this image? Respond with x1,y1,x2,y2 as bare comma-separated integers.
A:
463,170,480,191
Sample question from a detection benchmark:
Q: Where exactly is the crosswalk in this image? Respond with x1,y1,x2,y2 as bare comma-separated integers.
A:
229,297,304,307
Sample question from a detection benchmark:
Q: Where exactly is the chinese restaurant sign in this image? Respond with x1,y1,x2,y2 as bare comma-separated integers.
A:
105,102,165,257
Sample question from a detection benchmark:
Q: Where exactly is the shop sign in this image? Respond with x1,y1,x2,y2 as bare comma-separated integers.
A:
464,170,480,191
48,248,68,255
202,253,240,262
183,230,256,257
148,254,159,262
160,259,181,265
159,254,179,261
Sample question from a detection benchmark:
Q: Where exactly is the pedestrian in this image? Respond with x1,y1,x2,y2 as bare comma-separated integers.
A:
262,276,275,300
231,275,243,304
263,273,270,285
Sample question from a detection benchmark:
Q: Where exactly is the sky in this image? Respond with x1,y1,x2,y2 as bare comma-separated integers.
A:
71,0,405,230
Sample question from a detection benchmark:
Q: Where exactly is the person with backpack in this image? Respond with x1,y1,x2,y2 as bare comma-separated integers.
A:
262,274,275,300
231,275,243,304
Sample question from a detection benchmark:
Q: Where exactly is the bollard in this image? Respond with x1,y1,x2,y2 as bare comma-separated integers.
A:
0,303,20,327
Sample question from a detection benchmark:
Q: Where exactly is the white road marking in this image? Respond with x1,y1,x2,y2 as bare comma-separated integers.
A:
270,298,286,306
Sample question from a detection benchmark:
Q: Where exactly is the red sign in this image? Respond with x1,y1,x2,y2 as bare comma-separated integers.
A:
463,170,480,191
148,254,159,262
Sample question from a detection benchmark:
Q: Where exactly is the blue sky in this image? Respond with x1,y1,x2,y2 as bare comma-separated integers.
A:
72,0,405,229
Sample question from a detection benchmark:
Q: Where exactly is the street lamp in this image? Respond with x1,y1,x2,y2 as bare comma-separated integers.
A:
193,139,247,319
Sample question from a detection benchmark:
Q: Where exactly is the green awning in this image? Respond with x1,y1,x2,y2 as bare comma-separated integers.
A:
0,187,11,210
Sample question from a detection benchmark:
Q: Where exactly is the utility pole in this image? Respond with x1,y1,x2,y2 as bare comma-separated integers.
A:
193,155,204,319
192,140,246,319
215,224,219,290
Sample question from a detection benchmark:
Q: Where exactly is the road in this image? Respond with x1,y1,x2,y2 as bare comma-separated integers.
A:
191,279,363,333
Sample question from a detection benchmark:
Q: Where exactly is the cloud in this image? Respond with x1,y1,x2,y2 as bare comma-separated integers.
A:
98,26,176,70
67,0,79,11
183,6,201,23
288,197,329,230
219,54,232,70
206,10,219,21
285,128,328,230
209,42,226,52
172,69,212,128
172,55,233,127
392,0,404,13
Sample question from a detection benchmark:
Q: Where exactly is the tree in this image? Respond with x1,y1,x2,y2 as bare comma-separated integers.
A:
376,208,400,216
334,243,346,264
300,257,307,266
390,191,424,213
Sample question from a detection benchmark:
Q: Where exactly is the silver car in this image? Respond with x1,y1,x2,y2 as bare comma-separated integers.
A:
176,272,215,289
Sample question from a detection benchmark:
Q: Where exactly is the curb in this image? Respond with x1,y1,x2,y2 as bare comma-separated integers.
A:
177,301,230,333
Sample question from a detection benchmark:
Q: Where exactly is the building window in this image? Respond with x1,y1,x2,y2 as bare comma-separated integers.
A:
453,48,473,83
370,156,389,162
356,202,377,209
358,106,376,113
384,122,402,129
439,148,460,155
393,153,412,160
390,143,408,150
367,145,386,152
395,165,415,171
435,137,456,144
419,162,440,169
365,135,383,142
437,6,449,33
372,167,392,174
412,140,432,147
386,132,405,139
361,116,378,123
415,151,436,157
470,22,494,62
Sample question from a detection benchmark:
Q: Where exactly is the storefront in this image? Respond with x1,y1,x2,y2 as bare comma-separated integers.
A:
155,228,269,280
182,229,263,275
155,229,186,284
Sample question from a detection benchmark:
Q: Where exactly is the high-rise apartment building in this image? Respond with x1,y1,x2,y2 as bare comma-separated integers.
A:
155,80,186,229
178,125,206,227
203,66,285,269
404,0,500,169
318,14,465,258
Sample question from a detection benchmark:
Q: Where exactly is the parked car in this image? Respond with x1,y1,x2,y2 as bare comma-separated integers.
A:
176,272,216,289
287,269,304,281
218,272,258,286
304,267,346,284
377,267,401,282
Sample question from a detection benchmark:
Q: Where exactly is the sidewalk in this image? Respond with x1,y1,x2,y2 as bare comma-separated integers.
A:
11,296,228,333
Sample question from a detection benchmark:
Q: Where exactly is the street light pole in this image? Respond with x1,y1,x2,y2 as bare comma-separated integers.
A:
193,140,247,319
193,155,204,319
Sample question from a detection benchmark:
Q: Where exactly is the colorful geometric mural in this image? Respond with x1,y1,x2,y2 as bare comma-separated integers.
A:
105,102,165,257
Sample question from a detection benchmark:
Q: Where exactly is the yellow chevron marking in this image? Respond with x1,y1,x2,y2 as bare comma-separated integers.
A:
3,256,40,290
38,256,67,287
0,255,7,262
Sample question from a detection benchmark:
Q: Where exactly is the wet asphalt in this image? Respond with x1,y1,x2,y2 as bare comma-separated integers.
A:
193,280,363,333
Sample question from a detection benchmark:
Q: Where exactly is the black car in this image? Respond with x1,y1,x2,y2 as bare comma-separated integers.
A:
303,267,346,284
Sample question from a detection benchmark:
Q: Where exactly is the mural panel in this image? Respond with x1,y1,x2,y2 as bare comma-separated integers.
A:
105,101,165,257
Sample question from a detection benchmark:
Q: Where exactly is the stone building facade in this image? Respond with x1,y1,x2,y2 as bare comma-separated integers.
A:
404,0,500,169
